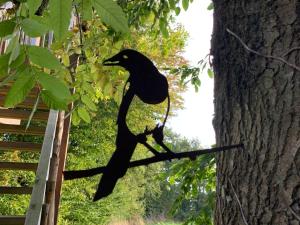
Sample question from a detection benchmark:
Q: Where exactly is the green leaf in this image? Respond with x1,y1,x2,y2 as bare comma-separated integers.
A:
71,110,80,125
0,19,15,38
41,90,68,110
81,95,97,111
21,18,49,37
36,71,72,102
169,176,176,185
10,49,26,69
61,53,70,66
169,0,176,9
207,2,214,10
4,68,36,107
182,0,189,11
92,0,129,33
0,54,9,77
6,35,20,64
159,19,169,38
175,7,181,15
27,46,62,70
207,68,214,78
48,0,72,41
82,0,93,20
27,0,42,15
77,107,91,123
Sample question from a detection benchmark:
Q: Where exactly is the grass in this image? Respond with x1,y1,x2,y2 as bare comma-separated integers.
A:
108,215,182,225
108,217,182,225
148,222,182,225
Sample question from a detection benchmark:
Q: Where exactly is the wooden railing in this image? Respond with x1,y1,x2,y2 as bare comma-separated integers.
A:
0,5,74,224
0,105,72,225
24,110,59,225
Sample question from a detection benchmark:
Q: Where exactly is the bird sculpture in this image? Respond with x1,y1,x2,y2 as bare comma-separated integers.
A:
63,50,243,201
94,49,174,201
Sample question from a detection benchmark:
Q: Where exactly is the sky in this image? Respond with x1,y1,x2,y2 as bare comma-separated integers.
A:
169,0,215,147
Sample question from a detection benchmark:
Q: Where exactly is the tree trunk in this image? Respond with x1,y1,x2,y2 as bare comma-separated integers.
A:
211,1,300,224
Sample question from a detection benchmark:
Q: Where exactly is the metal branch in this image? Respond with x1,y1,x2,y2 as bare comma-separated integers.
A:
64,144,243,180
226,28,300,71
228,177,249,225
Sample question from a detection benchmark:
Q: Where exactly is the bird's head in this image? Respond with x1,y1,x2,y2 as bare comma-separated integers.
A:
102,49,153,72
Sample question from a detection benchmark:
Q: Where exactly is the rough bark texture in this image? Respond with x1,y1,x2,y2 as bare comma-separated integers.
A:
211,1,300,224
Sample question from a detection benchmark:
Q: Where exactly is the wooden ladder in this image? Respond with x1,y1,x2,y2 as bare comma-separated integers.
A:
0,85,72,225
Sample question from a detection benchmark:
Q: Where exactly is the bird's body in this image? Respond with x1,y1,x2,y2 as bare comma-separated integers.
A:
94,88,136,200
94,49,171,201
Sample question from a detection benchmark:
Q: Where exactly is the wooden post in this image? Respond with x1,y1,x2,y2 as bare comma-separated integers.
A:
41,112,65,225
24,110,58,225
53,104,73,225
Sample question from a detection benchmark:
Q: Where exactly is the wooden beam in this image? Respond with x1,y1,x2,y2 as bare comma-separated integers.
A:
25,110,58,225
0,96,48,110
0,186,32,194
0,216,26,225
0,141,42,152
0,109,49,121
0,124,45,135
0,162,38,171
54,107,72,225
44,112,65,225
0,86,40,97
0,118,21,125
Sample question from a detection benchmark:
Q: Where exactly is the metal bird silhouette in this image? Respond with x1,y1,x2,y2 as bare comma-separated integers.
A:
94,49,174,201
63,50,243,200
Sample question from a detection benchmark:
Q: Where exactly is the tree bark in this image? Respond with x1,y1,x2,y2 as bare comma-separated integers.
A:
211,1,300,224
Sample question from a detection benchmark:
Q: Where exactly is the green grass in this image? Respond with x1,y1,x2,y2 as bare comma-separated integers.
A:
147,221,182,225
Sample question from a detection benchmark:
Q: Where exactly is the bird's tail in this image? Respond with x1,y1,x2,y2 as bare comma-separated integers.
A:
93,142,136,201
93,171,119,201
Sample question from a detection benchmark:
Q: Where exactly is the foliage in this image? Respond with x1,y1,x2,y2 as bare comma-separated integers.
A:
0,0,130,112
0,0,200,123
167,54,214,92
144,131,216,225
0,134,40,214
168,155,215,225
207,2,214,11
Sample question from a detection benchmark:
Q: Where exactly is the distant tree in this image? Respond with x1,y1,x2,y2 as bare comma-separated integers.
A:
145,130,215,225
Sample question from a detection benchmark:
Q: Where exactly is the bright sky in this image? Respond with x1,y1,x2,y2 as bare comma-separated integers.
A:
169,0,215,147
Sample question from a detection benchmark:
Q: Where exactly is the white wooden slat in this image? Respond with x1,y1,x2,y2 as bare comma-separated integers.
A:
24,110,58,225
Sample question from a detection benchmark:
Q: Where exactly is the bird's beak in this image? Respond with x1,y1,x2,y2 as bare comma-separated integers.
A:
102,55,120,66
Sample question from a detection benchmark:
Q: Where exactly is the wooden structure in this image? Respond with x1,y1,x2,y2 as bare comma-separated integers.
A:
0,85,72,225
0,11,73,224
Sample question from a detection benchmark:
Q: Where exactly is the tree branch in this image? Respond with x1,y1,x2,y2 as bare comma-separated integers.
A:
228,177,249,225
64,144,243,180
35,0,49,16
226,28,300,71
282,47,300,57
